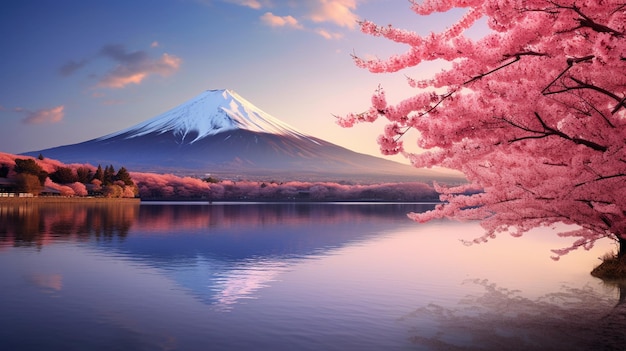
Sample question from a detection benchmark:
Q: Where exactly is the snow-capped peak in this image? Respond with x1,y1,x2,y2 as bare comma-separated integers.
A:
98,89,312,143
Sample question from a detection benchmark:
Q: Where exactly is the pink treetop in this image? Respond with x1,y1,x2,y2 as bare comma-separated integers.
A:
338,0,626,259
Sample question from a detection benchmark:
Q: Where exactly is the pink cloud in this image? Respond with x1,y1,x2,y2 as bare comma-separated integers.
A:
60,44,182,90
306,0,358,29
260,12,303,29
315,28,344,40
21,105,65,125
98,51,181,89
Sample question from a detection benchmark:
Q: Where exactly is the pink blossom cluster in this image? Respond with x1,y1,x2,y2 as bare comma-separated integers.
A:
342,0,626,258
130,174,438,201
131,172,212,199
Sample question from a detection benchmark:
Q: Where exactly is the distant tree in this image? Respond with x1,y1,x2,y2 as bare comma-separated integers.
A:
37,154,44,160
103,165,116,185
15,173,43,194
203,176,221,183
340,0,625,261
76,167,92,184
0,164,9,178
91,179,103,193
92,165,104,183
122,184,138,198
49,166,77,184
68,182,88,196
14,158,47,185
103,184,123,198
115,167,134,186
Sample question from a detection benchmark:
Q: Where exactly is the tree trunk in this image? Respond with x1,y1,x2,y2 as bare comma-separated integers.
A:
619,235,626,258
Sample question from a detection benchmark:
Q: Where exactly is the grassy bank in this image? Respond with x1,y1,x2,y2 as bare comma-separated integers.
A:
591,254,626,280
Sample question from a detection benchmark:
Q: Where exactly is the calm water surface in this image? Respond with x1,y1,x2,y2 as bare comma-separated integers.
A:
0,202,624,350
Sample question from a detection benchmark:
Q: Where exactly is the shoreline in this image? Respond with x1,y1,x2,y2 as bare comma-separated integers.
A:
0,197,141,204
0,196,439,205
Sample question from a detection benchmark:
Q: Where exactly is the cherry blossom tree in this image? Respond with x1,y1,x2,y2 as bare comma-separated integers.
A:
339,0,625,259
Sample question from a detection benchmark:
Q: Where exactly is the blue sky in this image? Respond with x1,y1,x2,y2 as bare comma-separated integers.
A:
0,0,470,164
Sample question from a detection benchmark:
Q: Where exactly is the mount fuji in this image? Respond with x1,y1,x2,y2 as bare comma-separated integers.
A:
24,89,458,183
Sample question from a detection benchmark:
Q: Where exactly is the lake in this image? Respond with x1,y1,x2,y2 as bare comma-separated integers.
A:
1,201,625,350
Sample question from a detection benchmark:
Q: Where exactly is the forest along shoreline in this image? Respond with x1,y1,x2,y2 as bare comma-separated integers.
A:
0,197,440,204
0,197,141,204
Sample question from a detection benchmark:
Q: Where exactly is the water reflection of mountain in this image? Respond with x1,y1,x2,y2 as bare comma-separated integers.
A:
120,203,436,309
1,202,435,308
128,203,434,259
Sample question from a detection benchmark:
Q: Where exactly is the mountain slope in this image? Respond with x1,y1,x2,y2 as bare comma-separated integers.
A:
99,89,310,142
24,89,462,183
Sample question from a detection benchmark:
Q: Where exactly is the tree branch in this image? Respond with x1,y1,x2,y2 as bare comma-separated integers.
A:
541,55,594,95
466,52,547,85
575,173,626,187
549,1,624,37
612,96,626,114
542,58,626,116
504,113,608,152
390,90,457,143
577,93,615,128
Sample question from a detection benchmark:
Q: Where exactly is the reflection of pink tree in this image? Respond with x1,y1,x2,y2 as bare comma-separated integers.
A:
404,279,618,350
339,1,625,259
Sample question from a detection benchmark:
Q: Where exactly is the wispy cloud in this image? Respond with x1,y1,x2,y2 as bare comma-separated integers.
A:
225,0,265,9
59,43,182,89
315,28,343,40
59,59,89,76
19,105,65,125
97,45,181,88
260,12,303,29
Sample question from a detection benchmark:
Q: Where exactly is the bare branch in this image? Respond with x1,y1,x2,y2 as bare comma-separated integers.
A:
541,55,594,95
